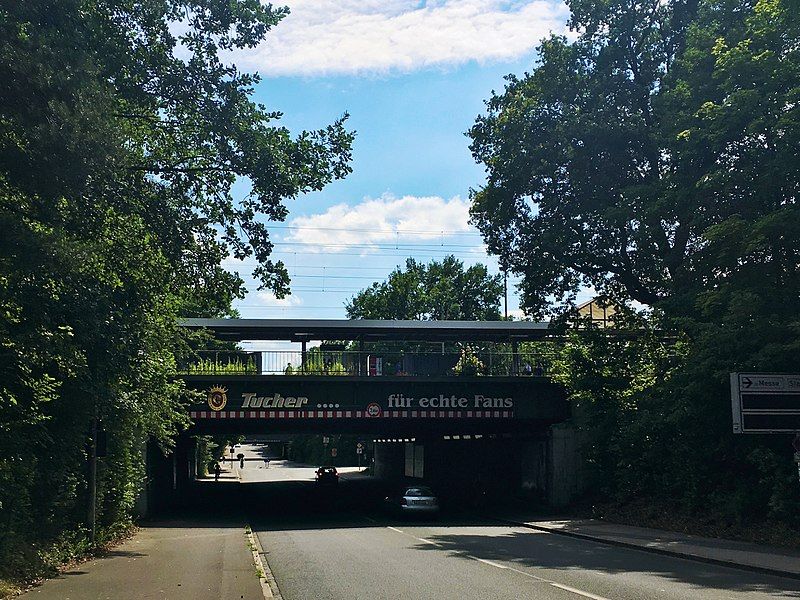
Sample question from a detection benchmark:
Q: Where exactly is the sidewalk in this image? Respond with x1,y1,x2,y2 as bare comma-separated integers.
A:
492,512,800,579
22,520,264,600
196,461,240,482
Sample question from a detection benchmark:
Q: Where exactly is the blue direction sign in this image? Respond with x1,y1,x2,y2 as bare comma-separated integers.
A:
731,373,800,433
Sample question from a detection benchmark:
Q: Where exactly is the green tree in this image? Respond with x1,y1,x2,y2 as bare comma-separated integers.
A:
469,0,800,531
468,0,799,322
0,0,352,583
346,256,504,321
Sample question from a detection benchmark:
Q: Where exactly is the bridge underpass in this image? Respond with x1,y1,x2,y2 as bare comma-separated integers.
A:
146,319,578,514
37,319,798,600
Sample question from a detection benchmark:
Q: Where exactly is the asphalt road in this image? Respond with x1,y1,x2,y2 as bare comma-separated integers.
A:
21,447,800,600
247,458,800,600
255,512,800,600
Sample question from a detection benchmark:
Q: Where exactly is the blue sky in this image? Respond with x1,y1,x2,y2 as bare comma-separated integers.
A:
222,0,575,342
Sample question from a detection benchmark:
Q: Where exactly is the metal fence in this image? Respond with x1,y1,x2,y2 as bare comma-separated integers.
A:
179,349,555,377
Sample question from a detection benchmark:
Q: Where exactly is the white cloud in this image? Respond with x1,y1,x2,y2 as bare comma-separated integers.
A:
220,254,247,271
285,193,480,251
255,291,303,307
507,308,528,320
234,0,569,76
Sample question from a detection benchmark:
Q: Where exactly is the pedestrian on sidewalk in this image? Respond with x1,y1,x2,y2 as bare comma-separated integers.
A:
213,462,221,481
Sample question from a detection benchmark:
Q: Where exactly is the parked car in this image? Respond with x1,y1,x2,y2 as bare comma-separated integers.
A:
315,466,339,485
384,485,439,517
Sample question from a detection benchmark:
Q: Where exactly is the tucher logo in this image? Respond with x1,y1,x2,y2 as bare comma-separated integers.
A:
207,386,228,411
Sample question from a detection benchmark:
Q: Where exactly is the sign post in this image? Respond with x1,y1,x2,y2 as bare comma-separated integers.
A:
794,435,800,483
795,451,800,483
731,373,800,434
732,374,800,482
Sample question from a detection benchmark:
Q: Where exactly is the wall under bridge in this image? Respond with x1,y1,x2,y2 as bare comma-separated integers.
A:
142,427,583,514
372,427,583,507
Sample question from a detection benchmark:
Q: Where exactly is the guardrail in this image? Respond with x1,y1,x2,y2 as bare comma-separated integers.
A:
178,349,553,377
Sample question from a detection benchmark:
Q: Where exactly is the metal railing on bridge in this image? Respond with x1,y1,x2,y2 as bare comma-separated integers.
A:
178,349,554,377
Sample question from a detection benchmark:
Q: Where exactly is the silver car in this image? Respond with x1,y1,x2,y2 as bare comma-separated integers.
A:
385,486,440,517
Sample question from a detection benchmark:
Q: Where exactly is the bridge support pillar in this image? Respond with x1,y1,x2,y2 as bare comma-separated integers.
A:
142,434,197,514
518,426,584,507
519,436,548,502
134,438,149,518
173,434,195,503
374,442,405,480
546,424,583,506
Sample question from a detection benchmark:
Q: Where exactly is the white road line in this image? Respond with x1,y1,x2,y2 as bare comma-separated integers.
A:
503,564,609,598
473,557,508,569
502,566,549,583
384,526,437,547
549,582,611,600
382,524,610,600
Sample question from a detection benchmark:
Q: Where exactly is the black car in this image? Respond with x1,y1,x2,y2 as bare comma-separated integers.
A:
315,466,339,485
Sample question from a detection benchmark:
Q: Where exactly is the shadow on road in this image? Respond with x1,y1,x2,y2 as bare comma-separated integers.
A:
148,472,800,598
408,530,800,597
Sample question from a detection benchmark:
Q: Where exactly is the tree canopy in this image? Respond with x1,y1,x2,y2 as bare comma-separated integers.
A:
468,0,799,321
346,256,504,321
469,0,800,532
0,0,352,581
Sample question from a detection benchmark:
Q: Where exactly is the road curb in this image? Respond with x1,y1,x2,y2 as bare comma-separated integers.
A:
490,516,800,582
247,526,283,600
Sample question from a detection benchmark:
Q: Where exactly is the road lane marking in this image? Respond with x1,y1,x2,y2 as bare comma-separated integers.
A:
384,525,439,547
383,524,610,600
498,566,548,582
502,564,609,598
473,557,508,569
549,582,611,600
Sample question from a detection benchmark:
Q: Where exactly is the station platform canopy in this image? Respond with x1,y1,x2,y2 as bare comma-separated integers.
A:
179,318,551,343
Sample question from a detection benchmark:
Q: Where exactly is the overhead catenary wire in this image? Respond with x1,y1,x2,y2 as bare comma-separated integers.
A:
233,305,349,309
228,255,515,273
273,241,485,251
238,274,524,283
265,224,484,236
221,233,522,313
227,249,498,262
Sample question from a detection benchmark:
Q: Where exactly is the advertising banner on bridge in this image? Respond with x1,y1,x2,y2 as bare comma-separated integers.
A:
183,375,566,423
